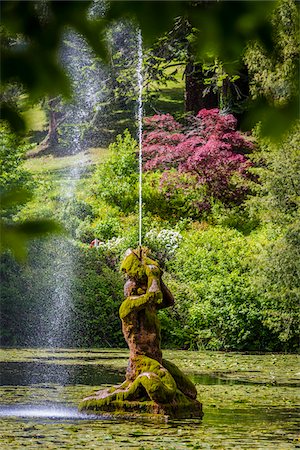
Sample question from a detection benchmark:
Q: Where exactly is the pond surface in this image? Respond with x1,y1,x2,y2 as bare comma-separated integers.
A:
0,348,299,449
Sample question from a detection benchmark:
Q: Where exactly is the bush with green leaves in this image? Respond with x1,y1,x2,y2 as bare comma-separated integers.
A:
162,225,266,350
143,171,210,221
94,216,121,240
92,130,138,213
0,239,125,347
246,124,300,350
253,225,300,350
0,125,33,192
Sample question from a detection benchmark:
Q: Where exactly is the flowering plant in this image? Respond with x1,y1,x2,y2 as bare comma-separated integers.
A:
144,228,182,261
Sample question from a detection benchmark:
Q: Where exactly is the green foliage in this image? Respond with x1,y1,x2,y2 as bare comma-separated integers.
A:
2,0,297,141
71,244,124,347
163,226,264,350
245,0,299,107
92,130,138,213
0,124,32,191
94,216,120,241
1,0,107,131
254,226,300,348
0,126,62,260
143,171,208,222
246,124,300,349
243,0,300,138
1,1,299,351
0,240,124,347
249,123,300,225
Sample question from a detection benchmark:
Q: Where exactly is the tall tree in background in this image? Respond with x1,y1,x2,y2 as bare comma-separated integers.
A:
143,16,249,116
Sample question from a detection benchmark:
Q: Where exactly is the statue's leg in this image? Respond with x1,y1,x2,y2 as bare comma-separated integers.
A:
130,368,176,403
80,357,178,410
162,358,198,400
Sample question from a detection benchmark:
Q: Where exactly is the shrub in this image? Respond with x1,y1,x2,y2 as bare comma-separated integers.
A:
144,228,182,263
143,109,253,215
94,216,121,240
163,225,264,350
92,130,138,213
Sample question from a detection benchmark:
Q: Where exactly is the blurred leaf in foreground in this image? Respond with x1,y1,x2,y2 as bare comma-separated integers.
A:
0,188,63,261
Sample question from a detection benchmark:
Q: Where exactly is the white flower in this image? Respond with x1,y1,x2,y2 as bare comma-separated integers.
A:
144,229,182,257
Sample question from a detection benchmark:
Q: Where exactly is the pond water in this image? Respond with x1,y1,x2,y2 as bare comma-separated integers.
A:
0,348,299,449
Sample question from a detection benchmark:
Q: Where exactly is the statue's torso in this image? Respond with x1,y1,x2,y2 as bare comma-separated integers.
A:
122,304,162,380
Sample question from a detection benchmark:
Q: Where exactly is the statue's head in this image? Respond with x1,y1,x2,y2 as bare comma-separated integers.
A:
121,247,162,281
121,247,159,280
121,248,146,280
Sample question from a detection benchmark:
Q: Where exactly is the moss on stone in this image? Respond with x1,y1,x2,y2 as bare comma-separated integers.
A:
79,393,203,419
120,249,146,280
130,355,177,403
162,358,198,400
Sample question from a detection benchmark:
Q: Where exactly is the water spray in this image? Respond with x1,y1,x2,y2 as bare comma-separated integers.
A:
137,29,143,250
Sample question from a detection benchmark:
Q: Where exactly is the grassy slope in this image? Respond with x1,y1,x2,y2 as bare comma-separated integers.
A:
144,64,185,117
24,147,110,174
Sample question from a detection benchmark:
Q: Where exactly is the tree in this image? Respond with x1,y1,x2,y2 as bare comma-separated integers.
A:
37,97,65,152
1,0,298,256
143,109,253,215
245,0,299,107
2,1,289,135
143,17,241,116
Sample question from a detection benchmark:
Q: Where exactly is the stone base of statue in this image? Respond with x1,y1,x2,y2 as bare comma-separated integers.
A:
79,248,203,419
79,356,203,419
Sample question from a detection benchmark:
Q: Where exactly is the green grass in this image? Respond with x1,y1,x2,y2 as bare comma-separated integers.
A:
22,104,47,132
144,64,185,117
24,147,110,174
146,87,184,117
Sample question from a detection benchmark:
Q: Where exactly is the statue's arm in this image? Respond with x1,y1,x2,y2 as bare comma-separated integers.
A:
159,281,175,309
120,262,171,320
119,292,155,320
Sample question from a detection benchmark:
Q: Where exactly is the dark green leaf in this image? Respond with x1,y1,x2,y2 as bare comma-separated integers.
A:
0,104,26,134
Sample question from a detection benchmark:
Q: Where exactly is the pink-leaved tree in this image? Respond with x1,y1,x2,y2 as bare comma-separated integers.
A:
143,109,253,213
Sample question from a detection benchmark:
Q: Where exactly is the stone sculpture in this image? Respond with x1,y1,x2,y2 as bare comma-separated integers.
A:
79,247,203,419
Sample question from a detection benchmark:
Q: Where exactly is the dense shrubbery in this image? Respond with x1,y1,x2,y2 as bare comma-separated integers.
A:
160,226,263,350
92,130,138,213
0,240,124,347
160,224,299,352
1,0,299,353
246,124,300,350
0,125,33,192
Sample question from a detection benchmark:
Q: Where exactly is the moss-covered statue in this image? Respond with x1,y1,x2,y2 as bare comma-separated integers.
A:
79,247,203,419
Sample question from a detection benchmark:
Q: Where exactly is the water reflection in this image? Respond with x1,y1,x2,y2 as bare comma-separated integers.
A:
0,361,123,386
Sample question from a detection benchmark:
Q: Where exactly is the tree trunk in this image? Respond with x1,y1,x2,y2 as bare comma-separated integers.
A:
185,61,218,115
36,97,64,154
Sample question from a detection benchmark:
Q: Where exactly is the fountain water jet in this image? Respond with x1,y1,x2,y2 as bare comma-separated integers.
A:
137,29,143,247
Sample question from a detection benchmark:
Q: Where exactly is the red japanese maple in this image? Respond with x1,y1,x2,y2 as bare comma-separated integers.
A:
143,109,253,209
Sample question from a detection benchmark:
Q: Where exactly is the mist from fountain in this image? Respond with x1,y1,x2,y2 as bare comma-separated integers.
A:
31,22,143,353
37,30,107,351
